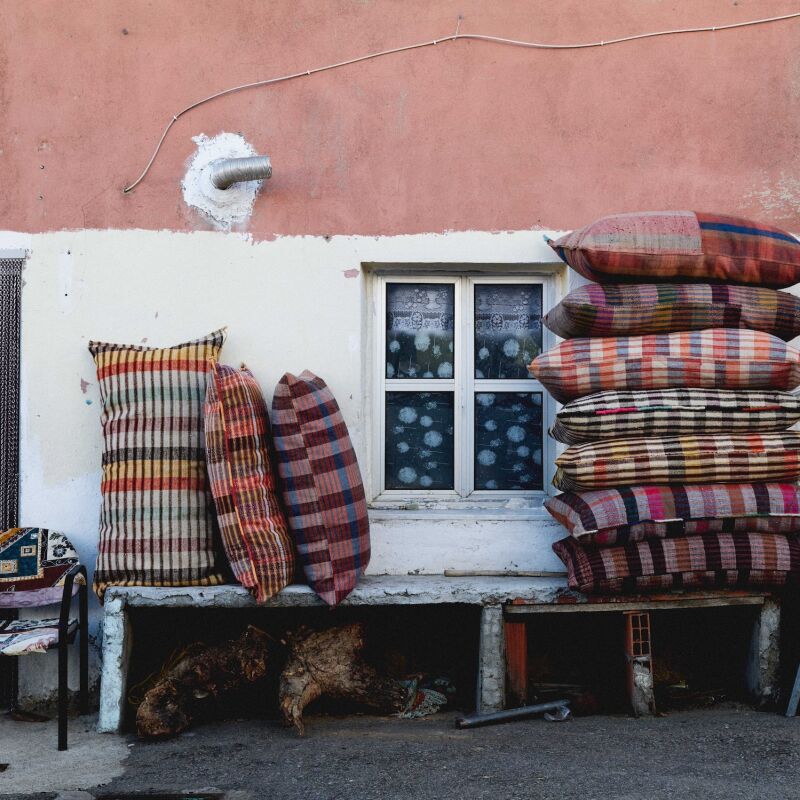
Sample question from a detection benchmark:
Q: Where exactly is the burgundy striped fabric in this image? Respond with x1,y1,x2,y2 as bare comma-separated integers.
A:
544,482,800,545
550,389,800,445
89,330,228,601
553,532,800,594
529,329,800,403
549,211,800,288
543,283,800,341
271,371,370,606
204,363,295,602
553,432,800,492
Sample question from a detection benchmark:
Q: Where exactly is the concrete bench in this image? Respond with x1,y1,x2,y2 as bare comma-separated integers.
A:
97,577,782,733
97,575,568,733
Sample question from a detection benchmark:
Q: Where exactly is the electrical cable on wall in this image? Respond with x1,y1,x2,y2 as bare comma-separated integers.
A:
122,10,800,194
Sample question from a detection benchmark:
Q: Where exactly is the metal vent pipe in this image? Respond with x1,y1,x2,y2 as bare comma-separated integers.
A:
210,156,272,190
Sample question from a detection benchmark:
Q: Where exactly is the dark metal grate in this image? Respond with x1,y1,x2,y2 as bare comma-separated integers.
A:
0,256,23,710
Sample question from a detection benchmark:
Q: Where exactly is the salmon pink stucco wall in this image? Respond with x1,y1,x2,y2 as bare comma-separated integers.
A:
2,0,800,237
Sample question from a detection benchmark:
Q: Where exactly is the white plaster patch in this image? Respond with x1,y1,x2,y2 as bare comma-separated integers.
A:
182,132,265,230
743,173,800,218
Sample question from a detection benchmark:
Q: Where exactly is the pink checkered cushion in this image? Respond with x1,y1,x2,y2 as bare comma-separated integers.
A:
271,371,370,606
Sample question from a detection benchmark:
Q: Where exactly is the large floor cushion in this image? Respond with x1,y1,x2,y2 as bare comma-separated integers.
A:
553,532,800,594
543,283,800,341
529,329,800,404
545,483,800,546
550,388,800,445
0,618,78,656
89,329,229,600
553,432,800,492
205,363,295,602
549,211,800,288
271,371,370,606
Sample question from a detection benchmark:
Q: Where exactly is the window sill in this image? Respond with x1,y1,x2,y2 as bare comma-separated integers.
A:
368,499,554,522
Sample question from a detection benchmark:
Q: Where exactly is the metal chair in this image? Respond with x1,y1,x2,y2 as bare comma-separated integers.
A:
0,527,88,750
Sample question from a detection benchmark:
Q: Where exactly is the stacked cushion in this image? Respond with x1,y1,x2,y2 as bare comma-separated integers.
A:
544,283,800,341
545,483,800,546
271,371,370,606
204,363,295,603
550,389,800,445
543,210,800,594
548,210,800,288
530,329,800,404
89,329,228,601
553,432,800,492
553,533,800,594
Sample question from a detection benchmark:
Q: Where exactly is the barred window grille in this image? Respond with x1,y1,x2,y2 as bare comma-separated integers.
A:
0,256,23,709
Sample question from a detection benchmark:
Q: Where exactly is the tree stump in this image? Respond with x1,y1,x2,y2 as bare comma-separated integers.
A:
279,622,407,735
136,625,272,738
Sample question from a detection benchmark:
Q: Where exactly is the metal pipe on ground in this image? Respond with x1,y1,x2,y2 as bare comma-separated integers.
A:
456,700,570,729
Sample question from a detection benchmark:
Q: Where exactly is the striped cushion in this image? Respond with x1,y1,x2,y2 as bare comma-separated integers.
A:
529,329,800,404
549,211,800,288
553,533,800,594
543,283,800,341
89,330,228,601
550,389,800,445
271,371,370,606
554,432,800,492
204,363,295,603
544,483,800,545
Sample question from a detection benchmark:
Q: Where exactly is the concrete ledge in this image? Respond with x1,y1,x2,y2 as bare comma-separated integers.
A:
104,574,570,609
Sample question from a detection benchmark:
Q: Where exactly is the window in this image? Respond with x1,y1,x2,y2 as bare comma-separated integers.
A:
371,272,558,506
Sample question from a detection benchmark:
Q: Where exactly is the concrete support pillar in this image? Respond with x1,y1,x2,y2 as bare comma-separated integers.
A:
97,596,132,733
745,598,780,703
477,604,505,713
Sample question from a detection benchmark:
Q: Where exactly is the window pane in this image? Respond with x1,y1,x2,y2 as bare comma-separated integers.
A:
474,284,543,379
474,392,543,490
385,392,454,490
386,283,455,379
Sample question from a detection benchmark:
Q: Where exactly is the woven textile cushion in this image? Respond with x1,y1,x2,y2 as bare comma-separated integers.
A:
271,371,370,606
552,532,800,594
0,618,78,656
550,389,800,445
544,483,800,546
529,329,800,404
549,211,800,288
89,329,228,601
0,528,83,608
543,283,800,341
553,432,800,492
204,363,295,602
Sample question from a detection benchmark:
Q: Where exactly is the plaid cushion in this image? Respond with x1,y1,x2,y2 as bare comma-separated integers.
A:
553,532,800,594
549,211,800,288
529,329,800,403
550,389,800,445
543,283,800,341
0,618,78,656
544,482,800,545
271,371,370,606
89,329,228,601
205,363,295,602
554,432,800,492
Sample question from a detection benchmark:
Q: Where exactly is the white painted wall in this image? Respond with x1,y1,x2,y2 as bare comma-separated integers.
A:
8,227,570,702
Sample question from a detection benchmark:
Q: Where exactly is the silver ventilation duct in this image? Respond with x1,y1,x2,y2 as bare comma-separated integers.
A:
210,156,272,190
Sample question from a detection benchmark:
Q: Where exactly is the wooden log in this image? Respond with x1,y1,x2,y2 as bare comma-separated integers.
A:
279,622,407,736
136,625,271,738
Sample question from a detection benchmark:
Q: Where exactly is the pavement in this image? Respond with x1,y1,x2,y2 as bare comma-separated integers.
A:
1,705,799,800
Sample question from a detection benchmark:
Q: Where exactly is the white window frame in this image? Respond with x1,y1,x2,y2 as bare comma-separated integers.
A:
368,267,559,509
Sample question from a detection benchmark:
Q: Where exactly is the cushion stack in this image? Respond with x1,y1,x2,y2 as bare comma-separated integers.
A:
530,210,800,594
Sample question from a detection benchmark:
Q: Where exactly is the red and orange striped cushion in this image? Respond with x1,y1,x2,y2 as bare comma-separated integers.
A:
529,329,800,404
89,330,228,601
549,211,800,288
205,363,295,602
